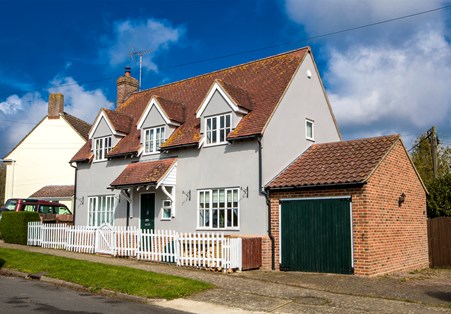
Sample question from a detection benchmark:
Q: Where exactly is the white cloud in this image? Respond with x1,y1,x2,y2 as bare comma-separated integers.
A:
0,77,112,156
285,0,445,46
49,76,113,123
102,18,185,72
283,0,451,145
0,92,47,152
328,29,451,137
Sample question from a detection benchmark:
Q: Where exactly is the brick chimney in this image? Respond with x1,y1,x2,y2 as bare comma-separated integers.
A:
116,66,138,105
48,93,64,119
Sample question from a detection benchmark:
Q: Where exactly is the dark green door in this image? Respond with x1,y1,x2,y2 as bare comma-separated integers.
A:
140,193,155,230
280,198,353,274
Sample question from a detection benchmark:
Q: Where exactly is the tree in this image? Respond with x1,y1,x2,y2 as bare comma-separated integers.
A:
427,174,451,217
410,131,451,186
410,130,451,217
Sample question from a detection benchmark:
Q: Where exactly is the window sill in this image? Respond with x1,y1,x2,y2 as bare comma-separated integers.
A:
203,142,229,148
160,218,171,221
142,151,160,156
196,227,240,231
306,137,315,142
92,159,108,163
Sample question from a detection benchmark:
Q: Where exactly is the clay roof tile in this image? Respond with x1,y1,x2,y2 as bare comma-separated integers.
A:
267,135,400,189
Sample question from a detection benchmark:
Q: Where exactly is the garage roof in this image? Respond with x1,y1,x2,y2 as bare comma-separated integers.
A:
267,135,401,189
30,185,75,198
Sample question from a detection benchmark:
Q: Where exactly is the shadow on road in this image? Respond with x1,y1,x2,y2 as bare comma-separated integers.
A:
426,290,451,302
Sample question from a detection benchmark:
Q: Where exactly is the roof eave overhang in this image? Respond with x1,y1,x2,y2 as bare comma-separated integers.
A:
227,134,261,142
110,182,157,190
70,157,90,163
107,150,139,158
160,142,198,151
266,181,366,191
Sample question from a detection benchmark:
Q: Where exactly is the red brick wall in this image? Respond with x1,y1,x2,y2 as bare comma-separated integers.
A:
364,140,428,275
267,140,428,276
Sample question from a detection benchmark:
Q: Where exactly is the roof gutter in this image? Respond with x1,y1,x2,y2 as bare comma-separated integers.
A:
266,181,366,191
109,182,157,191
227,134,260,142
161,142,198,151
107,151,138,159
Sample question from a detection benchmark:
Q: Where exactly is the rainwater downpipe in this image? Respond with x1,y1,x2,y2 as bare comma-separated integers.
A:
258,138,275,270
69,162,78,224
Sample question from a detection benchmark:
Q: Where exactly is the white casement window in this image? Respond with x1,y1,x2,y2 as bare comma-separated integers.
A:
198,188,239,229
206,114,231,145
306,119,314,141
162,200,172,220
144,126,165,154
88,195,115,226
94,136,112,161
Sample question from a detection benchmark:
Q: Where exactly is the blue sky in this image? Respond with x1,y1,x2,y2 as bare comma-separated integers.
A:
0,0,450,158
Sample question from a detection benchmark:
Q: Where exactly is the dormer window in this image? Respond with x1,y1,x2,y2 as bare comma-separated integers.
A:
206,114,231,145
144,126,165,154
94,136,112,161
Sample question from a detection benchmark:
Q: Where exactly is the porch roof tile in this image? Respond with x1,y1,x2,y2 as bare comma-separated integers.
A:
110,158,177,188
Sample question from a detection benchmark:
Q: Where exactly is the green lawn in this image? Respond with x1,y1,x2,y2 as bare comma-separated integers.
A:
0,248,212,299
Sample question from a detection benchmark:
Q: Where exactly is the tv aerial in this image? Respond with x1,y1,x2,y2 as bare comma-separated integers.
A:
130,48,152,91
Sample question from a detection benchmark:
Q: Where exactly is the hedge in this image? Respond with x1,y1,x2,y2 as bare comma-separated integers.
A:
0,211,40,244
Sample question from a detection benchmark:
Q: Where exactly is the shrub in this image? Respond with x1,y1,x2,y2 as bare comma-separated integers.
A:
0,211,40,244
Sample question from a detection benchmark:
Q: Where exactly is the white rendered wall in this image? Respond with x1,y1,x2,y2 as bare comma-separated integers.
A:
4,117,86,205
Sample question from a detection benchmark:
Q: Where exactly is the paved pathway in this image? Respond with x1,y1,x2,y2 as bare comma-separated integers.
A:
1,242,450,313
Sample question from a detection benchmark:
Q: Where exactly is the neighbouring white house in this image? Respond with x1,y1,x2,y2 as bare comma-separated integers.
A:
3,93,91,210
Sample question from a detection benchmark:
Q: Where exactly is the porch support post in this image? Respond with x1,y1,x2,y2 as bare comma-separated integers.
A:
161,185,176,218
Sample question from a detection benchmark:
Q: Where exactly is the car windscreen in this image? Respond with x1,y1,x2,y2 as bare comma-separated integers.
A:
57,206,72,215
38,205,72,215
3,199,17,211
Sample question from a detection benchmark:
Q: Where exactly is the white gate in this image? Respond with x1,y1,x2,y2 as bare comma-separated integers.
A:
95,223,116,256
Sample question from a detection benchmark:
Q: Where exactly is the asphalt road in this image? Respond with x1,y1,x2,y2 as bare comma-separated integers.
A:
0,276,190,314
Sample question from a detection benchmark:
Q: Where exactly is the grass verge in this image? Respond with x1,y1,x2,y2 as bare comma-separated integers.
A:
0,248,212,299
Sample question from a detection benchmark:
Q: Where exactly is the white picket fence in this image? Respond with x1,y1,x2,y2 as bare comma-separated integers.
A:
27,222,242,271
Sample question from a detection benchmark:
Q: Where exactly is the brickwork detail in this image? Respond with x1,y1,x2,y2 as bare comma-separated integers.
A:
268,140,428,276
117,75,138,105
48,93,64,119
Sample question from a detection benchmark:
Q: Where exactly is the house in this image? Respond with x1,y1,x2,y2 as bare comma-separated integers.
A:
266,135,429,275
70,47,428,275
3,94,91,210
71,47,339,246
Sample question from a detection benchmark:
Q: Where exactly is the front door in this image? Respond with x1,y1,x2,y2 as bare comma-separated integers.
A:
140,193,155,230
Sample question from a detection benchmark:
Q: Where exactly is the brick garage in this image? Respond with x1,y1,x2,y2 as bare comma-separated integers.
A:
264,135,429,276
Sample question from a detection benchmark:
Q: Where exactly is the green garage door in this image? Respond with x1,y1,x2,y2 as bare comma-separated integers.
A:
280,198,353,274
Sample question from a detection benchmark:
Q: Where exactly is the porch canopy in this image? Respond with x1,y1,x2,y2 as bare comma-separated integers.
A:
110,158,177,190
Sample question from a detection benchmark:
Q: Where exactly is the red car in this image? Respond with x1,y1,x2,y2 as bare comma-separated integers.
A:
0,198,73,223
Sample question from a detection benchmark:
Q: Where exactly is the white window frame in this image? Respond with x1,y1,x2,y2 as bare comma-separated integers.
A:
205,113,232,146
87,195,115,227
197,188,239,230
305,119,315,141
94,136,112,161
161,199,172,220
144,126,165,154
